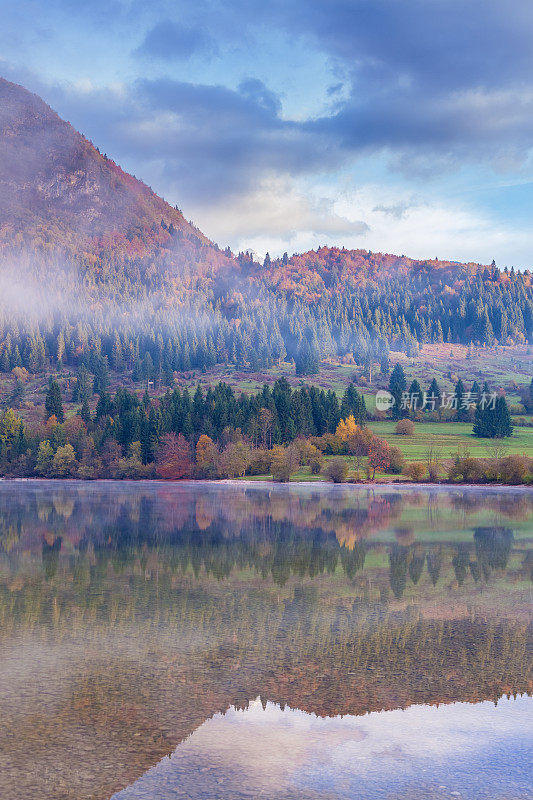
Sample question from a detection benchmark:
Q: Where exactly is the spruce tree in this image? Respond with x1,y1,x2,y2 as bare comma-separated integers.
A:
79,398,91,426
389,363,407,419
494,396,513,438
454,379,468,422
45,379,64,423
408,379,422,412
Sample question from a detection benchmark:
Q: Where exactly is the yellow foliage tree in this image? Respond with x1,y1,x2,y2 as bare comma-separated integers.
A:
336,415,361,441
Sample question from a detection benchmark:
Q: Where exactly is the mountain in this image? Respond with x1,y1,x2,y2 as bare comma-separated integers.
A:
0,77,227,269
0,76,531,382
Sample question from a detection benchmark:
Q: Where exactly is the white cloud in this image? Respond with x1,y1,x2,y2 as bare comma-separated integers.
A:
188,176,368,256
189,176,533,268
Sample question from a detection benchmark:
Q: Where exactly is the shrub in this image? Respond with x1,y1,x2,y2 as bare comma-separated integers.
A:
310,457,323,475
405,462,426,482
499,455,529,484
395,419,415,435
296,439,322,465
323,457,349,483
427,463,440,481
447,454,483,483
313,433,344,455
116,441,151,479
247,448,273,476
388,446,406,474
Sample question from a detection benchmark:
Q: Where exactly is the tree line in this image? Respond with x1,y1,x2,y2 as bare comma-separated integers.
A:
0,247,531,380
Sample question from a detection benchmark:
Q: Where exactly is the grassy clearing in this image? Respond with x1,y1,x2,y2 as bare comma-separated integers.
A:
368,420,533,461
242,422,533,484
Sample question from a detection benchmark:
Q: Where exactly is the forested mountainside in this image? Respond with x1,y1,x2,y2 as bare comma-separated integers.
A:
0,77,532,381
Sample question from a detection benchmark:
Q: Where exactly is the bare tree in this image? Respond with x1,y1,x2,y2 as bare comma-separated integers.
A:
425,444,442,481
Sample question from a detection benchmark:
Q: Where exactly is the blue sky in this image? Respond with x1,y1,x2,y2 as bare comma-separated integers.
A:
2,0,533,265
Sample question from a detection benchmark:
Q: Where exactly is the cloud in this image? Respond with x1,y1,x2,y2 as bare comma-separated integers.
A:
135,19,216,61
201,177,533,267
33,75,339,205
189,176,369,254
372,201,416,221
334,184,533,267
3,0,533,264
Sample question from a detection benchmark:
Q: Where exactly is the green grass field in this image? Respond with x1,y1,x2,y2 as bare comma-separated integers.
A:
367,420,533,461
242,420,533,483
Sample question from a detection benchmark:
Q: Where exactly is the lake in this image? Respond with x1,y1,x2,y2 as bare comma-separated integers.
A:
0,481,531,800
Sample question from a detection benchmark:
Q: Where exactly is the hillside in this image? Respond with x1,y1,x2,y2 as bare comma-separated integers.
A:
260,245,531,300
0,76,531,385
0,77,229,270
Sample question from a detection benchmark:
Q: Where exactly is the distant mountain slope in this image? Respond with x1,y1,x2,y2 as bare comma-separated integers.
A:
0,77,227,269
258,245,529,301
0,76,531,380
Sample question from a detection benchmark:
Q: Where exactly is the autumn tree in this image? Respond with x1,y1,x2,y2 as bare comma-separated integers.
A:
196,434,219,478
336,414,359,441
219,441,251,478
52,444,78,477
271,444,300,482
156,433,192,479
367,436,391,479
35,440,54,476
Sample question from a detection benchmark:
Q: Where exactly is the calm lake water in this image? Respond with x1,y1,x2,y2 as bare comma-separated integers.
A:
0,481,531,800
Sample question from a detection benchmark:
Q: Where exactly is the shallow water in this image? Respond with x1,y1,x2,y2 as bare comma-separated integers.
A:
0,481,531,800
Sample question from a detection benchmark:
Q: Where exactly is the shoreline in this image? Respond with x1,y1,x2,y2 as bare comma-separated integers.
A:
0,477,532,491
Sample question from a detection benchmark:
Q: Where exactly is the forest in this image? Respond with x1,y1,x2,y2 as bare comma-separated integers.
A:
0,369,529,482
0,243,531,381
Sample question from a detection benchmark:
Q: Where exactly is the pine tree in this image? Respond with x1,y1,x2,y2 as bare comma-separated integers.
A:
295,336,319,375
427,378,441,416
93,355,110,395
408,379,422,412
494,396,513,438
389,363,407,419
79,398,91,426
45,379,64,423
454,379,468,422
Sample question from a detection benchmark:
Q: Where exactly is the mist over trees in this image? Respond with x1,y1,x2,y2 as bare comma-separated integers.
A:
0,245,531,380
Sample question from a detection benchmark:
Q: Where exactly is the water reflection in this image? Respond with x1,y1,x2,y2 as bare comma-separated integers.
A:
114,697,533,800
0,482,531,800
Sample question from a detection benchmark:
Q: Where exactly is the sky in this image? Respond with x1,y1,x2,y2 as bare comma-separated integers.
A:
2,0,533,265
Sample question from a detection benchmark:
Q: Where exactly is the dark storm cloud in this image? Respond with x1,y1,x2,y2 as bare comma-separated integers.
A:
238,0,533,169
127,77,336,198
5,0,533,206
125,0,533,184
135,19,216,60
19,74,336,204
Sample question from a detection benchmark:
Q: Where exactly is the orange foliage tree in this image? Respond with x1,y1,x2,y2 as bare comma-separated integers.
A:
367,436,391,480
156,433,192,479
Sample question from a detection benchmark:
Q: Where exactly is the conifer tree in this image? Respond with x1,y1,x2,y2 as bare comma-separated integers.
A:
454,379,468,422
45,379,64,423
389,363,407,419
494,396,513,438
